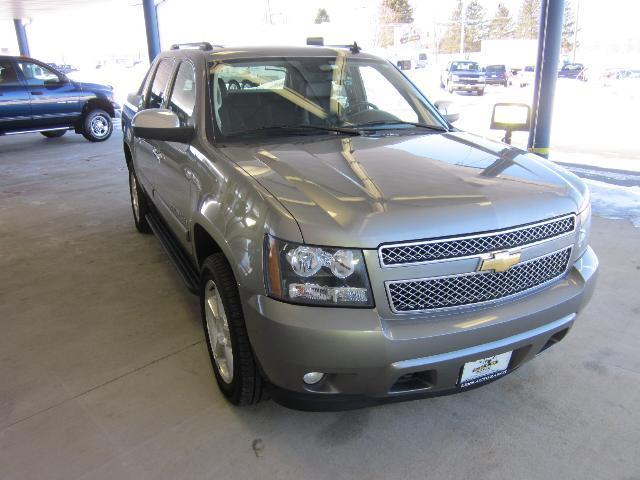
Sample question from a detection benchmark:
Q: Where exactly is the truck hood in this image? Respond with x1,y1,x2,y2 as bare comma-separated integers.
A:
222,131,587,248
76,81,114,93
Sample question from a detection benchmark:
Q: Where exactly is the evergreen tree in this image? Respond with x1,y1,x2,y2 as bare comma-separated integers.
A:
381,0,414,24
438,0,463,53
314,8,330,24
464,0,487,52
516,0,541,39
562,1,577,53
488,3,514,39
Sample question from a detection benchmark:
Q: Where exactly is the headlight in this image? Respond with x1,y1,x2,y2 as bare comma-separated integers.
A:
265,235,373,307
576,190,592,257
451,74,460,81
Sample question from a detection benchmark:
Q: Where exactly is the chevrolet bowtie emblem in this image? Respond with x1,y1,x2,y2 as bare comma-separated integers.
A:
478,250,522,273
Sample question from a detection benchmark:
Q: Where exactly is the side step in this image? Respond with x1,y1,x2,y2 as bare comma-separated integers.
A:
145,212,199,295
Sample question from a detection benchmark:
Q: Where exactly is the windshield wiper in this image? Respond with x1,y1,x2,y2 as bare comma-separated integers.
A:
225,124,361,138
354,121,448,132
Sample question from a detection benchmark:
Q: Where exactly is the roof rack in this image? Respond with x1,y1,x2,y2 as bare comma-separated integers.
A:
306,38,362,54
170,42,222,51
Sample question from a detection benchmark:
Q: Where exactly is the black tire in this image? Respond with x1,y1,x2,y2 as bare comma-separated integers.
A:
240,80,255,90
440,79,445,89
82,108,113,142
227,79,241,91
41,130,66,138
200,253,265,406
478,89,485,96
128,169,151,234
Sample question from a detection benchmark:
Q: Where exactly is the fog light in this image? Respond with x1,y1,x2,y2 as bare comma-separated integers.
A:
303,372,324,385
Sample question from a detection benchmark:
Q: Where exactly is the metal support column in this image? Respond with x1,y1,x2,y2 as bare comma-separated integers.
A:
528,0,565,158
14,19,30,57
142,0,161,62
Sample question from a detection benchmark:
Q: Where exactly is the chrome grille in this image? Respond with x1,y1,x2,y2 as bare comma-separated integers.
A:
386,247,572,313
379,215,574,267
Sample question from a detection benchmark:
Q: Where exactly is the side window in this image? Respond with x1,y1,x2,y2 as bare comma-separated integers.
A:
357,65,418,122
167,62,196,126
0,61,21,86
146,59,174,109
16,61,62,86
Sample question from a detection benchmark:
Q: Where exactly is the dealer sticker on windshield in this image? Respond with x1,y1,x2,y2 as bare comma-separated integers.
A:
459,351,512,388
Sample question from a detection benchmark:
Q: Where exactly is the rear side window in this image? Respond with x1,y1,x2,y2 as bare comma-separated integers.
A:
147,59,174,109
0,60,21,86
167,61,196,126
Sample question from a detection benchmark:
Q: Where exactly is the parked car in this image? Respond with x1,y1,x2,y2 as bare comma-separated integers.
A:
440,60,486,95
517,65,535,87
0,55,119,141
558,63,586,80
122,43,597,410
484,64,511,86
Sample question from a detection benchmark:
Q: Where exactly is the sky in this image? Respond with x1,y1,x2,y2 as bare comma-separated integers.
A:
1,0,638,66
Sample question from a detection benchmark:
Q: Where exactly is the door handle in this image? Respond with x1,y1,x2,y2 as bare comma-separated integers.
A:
30,91,43,95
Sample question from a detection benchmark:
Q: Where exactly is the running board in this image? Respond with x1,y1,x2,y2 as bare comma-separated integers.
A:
145,212,199,295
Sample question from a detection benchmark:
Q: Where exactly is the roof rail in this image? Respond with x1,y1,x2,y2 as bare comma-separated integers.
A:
170,42,220,51
306,37,361,54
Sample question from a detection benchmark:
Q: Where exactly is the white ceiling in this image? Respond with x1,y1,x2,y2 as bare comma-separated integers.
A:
1,0,117,20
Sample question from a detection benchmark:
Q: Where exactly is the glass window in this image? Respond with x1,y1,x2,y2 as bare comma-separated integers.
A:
451,61,479,71
167,61,196,126
358,65,418,122
0,61,21,86
147,59,174,109
210,56,443,138
16,61,61,86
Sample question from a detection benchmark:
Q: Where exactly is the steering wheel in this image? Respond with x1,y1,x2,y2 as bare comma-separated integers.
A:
344,101,379,117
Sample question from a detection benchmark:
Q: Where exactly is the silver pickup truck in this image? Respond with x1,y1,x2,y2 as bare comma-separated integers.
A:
121,43,597,410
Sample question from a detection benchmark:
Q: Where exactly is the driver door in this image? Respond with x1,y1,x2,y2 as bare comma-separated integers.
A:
16,60,88,128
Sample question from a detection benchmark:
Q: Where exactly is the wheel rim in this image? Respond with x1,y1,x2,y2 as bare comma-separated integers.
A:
90,115,110,138
204,280,234,383
130,172,140,221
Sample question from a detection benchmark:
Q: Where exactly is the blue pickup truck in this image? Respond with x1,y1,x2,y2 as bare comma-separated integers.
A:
0,55,119,141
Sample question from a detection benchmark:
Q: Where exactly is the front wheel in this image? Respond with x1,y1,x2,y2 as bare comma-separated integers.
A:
477,89,485,96
447,81,454,94
41,130,66,138
201,253,265,406
82,109,113,142
128,169,151,233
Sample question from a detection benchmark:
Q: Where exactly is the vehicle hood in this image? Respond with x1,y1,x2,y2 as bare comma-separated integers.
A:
76,81,114,94
222,132,587,248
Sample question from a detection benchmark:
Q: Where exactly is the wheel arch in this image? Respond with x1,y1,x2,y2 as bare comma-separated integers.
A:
82,97,116,118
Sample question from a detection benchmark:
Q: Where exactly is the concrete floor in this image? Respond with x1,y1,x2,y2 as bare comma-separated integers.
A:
1,131,639,480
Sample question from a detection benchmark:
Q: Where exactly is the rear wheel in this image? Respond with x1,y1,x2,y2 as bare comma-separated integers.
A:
201,253,265,406
41,130,66,138
82,109,113,142
227,79,240,91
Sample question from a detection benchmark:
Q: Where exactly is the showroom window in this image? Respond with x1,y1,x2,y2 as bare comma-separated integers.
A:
0,61,21,86
147,59,175,109
167,61,196,126
16,61,61,86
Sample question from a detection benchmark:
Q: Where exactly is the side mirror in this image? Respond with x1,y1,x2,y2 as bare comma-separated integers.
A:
434,100,460,123
490,103,531,144
132,109,194,143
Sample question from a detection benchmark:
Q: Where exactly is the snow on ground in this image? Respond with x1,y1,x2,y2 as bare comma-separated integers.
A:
585,179,640,227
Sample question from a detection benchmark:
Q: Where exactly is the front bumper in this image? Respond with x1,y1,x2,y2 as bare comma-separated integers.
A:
243,247,598,410
451,82,485,91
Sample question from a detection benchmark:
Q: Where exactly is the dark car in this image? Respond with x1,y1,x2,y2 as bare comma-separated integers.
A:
485,64,510,86
0,55,119,141
440,61,486,95
558,63,585,80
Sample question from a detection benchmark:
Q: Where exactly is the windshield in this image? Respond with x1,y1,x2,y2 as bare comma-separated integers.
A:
486,65,506,72
209,55,446,138
451,61,479,71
